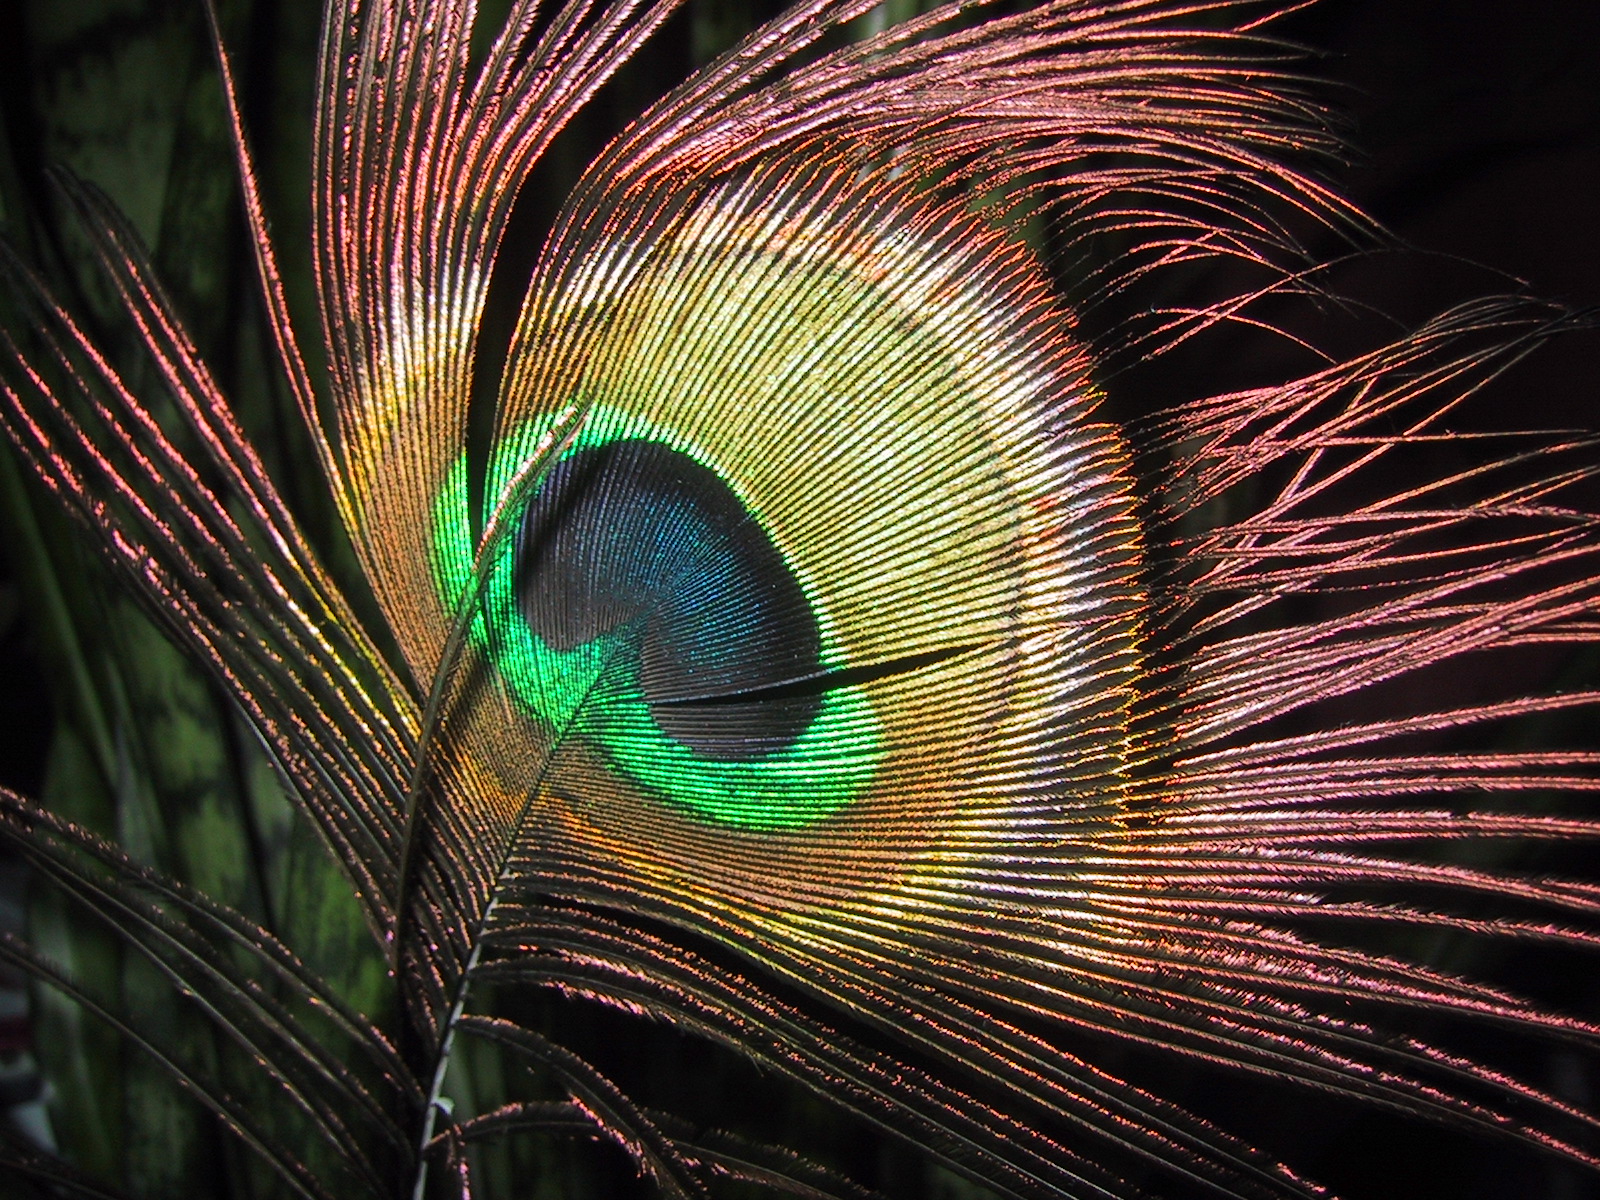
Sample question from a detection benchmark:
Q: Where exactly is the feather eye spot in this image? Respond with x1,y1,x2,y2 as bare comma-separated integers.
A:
514,437,824,758
430,411,883,831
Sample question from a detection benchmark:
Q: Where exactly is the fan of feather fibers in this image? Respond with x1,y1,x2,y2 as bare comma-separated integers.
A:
0,0,1595,1196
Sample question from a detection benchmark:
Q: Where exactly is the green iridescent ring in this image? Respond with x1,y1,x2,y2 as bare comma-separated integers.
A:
429,402,883,830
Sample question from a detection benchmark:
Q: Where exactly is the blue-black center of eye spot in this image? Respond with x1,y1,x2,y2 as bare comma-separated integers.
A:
514,438,824,760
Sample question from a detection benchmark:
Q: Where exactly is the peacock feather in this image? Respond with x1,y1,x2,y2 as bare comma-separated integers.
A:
0,0,1596,1197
